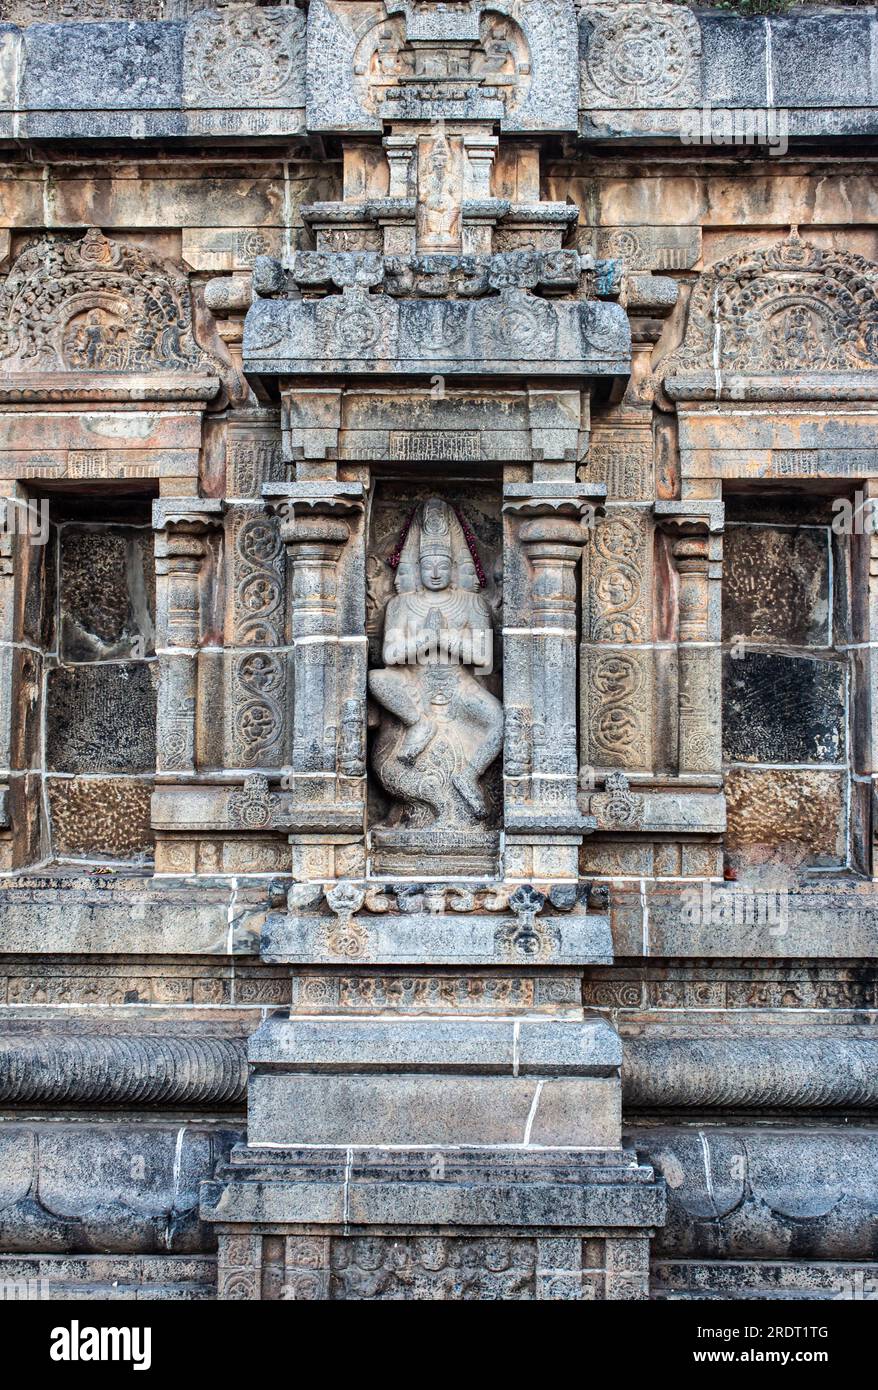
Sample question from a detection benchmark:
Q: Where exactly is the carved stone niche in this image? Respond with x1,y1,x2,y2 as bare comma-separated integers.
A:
0,227,238,868
663,233,878,410
0,228,237,499
661,232,878,869
366,485,503,877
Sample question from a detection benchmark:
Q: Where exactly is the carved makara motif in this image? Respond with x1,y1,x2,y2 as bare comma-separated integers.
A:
666,233,878,377
0,228,219,375
368,497,503,830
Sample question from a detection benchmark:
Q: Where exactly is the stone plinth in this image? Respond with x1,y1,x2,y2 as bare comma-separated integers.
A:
201,885,663,1299
202,1145,664,1300
247,1013,622,1149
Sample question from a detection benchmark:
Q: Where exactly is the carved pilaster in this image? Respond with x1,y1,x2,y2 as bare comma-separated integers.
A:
655,501,724,779
503,485,599,860
265,482,366,842
153,499,224,776
580,503,654,778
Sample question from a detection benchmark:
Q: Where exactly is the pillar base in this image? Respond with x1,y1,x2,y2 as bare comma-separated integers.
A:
202,1145,665,1301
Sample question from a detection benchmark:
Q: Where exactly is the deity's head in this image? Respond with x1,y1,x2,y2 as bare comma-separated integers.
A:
418,497,454,591
393,495,481,596
420,552,452,590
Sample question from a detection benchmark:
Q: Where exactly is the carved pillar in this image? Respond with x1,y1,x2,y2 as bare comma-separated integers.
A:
503,487,599,878
0,513,14,780
0,505,17,864
384,135,417,199
265,482,366,856
856,481,878,876
153,499,225,777
655,501,724,779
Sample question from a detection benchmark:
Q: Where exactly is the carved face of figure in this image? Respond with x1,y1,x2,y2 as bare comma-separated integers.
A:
419,553,452,591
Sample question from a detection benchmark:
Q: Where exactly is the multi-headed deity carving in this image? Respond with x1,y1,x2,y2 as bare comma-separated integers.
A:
368,497,503,832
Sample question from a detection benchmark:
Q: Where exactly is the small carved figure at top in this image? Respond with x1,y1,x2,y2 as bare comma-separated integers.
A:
368,497,503,829
417,129,462,252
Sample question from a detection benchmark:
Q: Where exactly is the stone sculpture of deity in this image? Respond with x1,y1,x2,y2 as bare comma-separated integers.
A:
368,497,503,831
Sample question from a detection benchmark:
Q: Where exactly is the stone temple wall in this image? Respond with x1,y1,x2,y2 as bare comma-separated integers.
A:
0,0,877,1302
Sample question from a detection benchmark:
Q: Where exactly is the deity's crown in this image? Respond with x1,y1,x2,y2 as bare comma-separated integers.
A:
418,497,454,560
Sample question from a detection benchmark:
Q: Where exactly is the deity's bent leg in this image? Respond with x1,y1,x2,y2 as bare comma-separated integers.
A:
368,667,435,764
450,673,504,817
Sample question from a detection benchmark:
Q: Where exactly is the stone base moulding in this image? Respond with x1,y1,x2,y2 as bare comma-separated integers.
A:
202,1146,665,1301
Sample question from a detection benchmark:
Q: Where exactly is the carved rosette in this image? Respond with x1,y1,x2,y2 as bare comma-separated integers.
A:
185,5,306,108
580,0,701,109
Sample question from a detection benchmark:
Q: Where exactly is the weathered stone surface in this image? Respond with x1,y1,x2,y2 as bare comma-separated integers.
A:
643,882,878,960
653,1258,878,1303
262,908,613,968
46,664,157,774
0,1121,241,1253
244,287,631,378
201,1143,665,1235
722,652,846,765
724,767,847,871
624,1037,878,1112
249,1071,619,1148
249,1015,621,1075
59,523,155,661
770,12,873,111
307,0,578,134
47,777,153,861
0,877,265,956
0,1252,217,1302
0,1030,247,1108
0,0,874,1305
636,1127,878,1261
722,524,830,646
